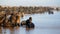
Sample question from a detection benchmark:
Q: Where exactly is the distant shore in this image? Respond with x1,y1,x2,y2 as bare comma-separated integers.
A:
0,5,60,15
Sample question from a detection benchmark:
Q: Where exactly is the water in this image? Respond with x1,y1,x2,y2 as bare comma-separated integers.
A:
0,0,60,6
0,11,60,34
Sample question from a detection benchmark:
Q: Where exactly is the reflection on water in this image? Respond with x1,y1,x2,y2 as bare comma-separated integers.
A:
0,11,60,34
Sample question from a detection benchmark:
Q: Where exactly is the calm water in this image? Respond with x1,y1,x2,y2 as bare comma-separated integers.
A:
0,0,60,6
0,11,60,34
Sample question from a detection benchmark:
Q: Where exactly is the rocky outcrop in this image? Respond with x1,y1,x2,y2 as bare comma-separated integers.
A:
0,6,54,14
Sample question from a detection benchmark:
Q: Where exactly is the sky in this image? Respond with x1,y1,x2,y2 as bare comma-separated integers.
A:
0,0,60,7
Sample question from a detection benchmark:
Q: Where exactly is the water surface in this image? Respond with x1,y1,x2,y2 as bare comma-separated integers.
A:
0,11,60,34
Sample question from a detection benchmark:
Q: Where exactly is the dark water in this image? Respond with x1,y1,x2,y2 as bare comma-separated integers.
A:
0,11,60,34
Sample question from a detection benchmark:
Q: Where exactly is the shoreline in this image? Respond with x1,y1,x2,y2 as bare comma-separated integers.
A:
0,5,60,14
